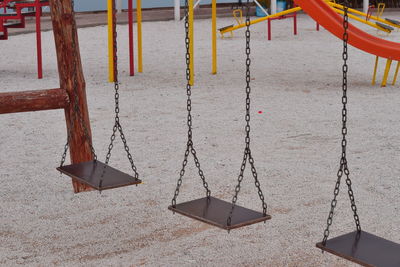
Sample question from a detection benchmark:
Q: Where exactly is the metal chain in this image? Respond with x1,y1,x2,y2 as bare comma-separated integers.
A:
103,0,139,181
322,2,361,245
60,138,69,167
171,0,211,208
60,0,97,167
227,0,268,226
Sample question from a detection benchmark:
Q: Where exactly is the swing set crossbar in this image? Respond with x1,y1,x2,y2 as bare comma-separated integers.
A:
0,88,68,114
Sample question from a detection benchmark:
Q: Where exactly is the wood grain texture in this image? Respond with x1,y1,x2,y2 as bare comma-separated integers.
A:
49,0,94,193
0,88,68,114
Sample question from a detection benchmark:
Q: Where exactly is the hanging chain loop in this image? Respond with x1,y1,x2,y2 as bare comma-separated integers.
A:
227,0,268,226
103,0,139,180
322,1,361,245
60,0,139,184
171,0,211,208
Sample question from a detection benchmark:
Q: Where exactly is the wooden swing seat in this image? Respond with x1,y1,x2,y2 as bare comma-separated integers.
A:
57,160,141,191
169,196,271,230
317,231,400,267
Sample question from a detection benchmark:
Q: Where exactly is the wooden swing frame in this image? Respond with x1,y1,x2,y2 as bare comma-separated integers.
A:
0,0,94,193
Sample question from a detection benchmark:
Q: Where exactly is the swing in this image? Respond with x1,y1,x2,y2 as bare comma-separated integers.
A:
168,0,271,231
57,0,141,191
316,3,400,266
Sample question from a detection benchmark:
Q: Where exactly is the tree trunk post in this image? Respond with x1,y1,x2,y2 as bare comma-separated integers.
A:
49,0,94,193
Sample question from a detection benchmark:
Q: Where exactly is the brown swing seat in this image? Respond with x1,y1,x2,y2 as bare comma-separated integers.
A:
57,160,141,191
317,231,400,267
169,196,271,230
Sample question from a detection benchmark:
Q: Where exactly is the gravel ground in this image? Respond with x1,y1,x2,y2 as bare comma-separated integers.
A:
1,12,400,267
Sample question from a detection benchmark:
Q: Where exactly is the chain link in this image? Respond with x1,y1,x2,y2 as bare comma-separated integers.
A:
227,0,268,226
60,138,69,167
322,2,361,245
171,0,211,208
59,0,139,186
104,0,139,181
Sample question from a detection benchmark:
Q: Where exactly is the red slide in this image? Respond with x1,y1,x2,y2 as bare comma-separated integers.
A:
295,0,400,61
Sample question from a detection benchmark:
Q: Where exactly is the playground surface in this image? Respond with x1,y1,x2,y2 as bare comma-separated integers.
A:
1,12,400,266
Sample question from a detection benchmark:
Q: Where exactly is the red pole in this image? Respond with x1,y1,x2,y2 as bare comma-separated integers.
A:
35,0,43,79
267,18,271,41
293,13,297,35
316,22,320,31
128,0,134,76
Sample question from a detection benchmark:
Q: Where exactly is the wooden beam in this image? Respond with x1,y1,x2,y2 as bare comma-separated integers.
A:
0,88,68,114
49,0,94,193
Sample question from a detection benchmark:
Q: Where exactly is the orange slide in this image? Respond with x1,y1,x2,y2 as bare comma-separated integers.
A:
295,0,400,61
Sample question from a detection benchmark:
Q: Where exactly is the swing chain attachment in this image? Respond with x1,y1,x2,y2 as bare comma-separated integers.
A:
322,1,361,245
171,0,211,208
103,0,139,180
227,0,268,227
60,0,97,167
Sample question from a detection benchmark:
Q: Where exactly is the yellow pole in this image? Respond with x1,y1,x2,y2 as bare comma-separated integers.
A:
372,56,379,85
392,61,400,85
381,59,392,87
137,0,143,73
212,0,217,75
189,0,194,85
107,0,114,82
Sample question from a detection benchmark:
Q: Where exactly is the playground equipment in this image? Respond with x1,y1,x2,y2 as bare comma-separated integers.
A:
0,0,142,193
107,0,142,81
376,2,385,19
328,2,398,33
372,56,400,87
218,9,245,39
296,0,400,88
0,0,94,193
219,6,302,37
219,1,396,37
169,0,270,230
316,3,400,266
316,1,400,86
234,9,244,24
0,0,49,79
58,0,141,192
267,9,297,41
366,3,385,21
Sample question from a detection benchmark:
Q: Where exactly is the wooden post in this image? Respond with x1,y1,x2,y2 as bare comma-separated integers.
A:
49,0,94,193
